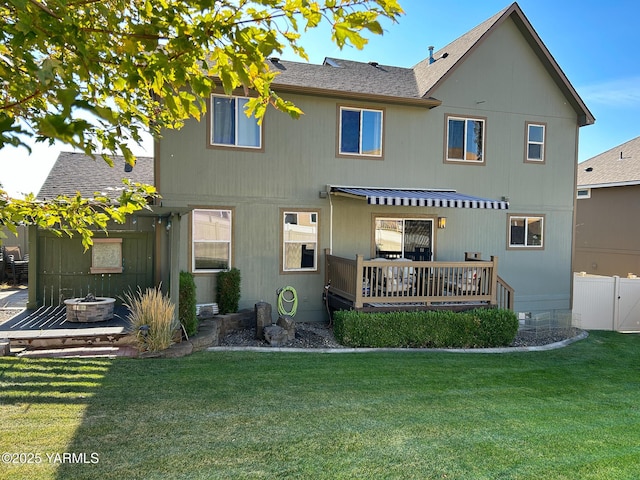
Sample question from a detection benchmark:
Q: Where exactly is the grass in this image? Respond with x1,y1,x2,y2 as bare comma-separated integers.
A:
1,331,640,479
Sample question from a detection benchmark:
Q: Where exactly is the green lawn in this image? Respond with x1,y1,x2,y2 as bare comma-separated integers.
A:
1,331,639,479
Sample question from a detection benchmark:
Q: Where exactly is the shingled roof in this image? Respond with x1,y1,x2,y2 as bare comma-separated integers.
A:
577,136,640,188
37,152,154,200
267,2,594,125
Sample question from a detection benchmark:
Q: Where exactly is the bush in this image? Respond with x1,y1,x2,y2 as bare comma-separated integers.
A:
124,286,178,352
216,268,241,314
179,271,198,337
333,308,518,348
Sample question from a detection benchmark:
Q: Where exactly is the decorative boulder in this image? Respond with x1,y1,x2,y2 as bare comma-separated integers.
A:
277,315,296,341
263,324,288,347
255,302,272,340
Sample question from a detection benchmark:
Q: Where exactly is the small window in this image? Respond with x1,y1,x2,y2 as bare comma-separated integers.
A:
446,115,485,164
282,210,318,272
192,209,232,272
508,215,544,249
577,188,591,199
210,95,261,148
525,122,546,163
338,106,383,157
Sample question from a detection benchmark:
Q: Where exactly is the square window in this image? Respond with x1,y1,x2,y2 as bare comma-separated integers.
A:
446,116,485,163
282,210,318,272
339,107,383,157
210,95,261,148
508,215,544,249
192,209,232,271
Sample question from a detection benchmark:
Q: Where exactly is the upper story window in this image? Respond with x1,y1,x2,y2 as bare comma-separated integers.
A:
282,210,318,272
338,106,383,158
525,122,546,163
508,214,544,249
192,208,232,272
445,115,485,164
210,95,261,149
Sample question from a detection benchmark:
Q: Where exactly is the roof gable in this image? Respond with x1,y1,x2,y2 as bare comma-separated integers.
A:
577,136,640,188
265,3,593,125
38,152,154,200
413,2,594,127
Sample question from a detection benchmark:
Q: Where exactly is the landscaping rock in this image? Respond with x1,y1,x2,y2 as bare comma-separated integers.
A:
255,302,272,340
162,341,194,358
263,324,288,347
277,315,296,341
190,321,219,351
0,338,9,356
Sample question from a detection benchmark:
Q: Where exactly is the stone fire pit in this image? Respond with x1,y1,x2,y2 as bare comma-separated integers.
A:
64,295,116,323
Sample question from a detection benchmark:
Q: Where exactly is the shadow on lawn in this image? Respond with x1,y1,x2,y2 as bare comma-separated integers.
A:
0,356,112,406
2,332,639,479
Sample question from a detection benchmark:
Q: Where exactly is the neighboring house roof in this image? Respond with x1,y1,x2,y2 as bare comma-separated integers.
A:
577,136,640,188
267,2,594,125
37,152,154,200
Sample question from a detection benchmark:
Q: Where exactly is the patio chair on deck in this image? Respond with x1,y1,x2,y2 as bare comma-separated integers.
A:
374,258,415,294
447,268,479,295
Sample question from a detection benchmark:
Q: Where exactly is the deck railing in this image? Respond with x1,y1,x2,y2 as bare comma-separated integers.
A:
496,275,515,311
325,250,513,310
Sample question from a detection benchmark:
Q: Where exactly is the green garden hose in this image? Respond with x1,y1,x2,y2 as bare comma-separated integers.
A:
277,286,298,317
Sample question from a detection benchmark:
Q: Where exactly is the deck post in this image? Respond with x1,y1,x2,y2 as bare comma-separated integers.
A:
490,255,499,306
354,254,364,309
324,248,331,287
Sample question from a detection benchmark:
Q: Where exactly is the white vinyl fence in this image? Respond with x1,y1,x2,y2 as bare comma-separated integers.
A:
573,273,640,332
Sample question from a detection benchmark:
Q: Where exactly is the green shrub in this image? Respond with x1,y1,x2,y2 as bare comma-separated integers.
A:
179,271,198,336
333,308,518,348
124,286,178,352
216,268,241,314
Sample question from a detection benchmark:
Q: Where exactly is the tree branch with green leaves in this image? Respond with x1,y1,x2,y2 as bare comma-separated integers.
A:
0,0,402,246
0,180,159,250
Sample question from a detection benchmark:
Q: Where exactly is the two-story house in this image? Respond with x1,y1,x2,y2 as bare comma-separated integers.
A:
155,2,594,321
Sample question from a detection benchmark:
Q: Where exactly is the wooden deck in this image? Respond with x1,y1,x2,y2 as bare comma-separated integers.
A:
0,305,133,349
325,250,514,312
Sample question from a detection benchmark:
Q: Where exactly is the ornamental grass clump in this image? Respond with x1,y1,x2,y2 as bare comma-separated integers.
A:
124,286,178,352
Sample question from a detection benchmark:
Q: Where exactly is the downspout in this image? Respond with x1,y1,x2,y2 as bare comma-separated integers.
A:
329,188,333,254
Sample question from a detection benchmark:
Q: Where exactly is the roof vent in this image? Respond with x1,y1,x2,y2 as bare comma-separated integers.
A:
124,162,133,173
270,57,280,63
369,61,379,67
323,58,340,68
585,167,593,172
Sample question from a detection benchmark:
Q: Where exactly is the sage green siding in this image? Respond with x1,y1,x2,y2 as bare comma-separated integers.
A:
159,17,582,318
35,218,155,306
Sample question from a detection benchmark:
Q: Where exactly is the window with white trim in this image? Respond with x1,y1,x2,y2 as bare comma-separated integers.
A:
526,122,545,162
508,215,544,249
577,188,591,199
446,115,485,163
192,209,232,271
339,106,383,157
210,95,261,148
282,211,318,272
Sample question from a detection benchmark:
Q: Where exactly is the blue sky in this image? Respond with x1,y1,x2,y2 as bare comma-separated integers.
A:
1,0,639,196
